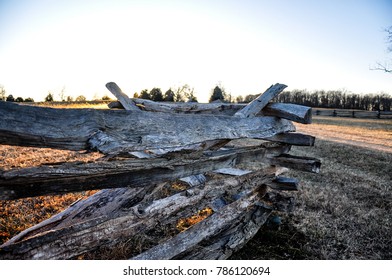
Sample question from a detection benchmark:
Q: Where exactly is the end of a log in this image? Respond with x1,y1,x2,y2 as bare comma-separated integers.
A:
105,82,140,111
267,176,299,191
270,154,321,173
108,101,124,109
262,103,312,124
264,133,315,146
234,83,287,118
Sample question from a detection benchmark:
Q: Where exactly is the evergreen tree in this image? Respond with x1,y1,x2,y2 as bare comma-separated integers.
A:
45,92,54,102
209,86,225,102
139,89,151,100
6,95,15,102
150,88,163,101
164,89,175,102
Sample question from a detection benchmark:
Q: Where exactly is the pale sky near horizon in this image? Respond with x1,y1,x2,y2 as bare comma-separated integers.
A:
0,0,391,102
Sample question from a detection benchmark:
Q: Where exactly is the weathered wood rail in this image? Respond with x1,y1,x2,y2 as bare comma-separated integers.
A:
0,82,320,260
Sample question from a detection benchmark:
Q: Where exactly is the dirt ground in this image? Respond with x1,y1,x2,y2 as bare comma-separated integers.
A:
295,117,392,153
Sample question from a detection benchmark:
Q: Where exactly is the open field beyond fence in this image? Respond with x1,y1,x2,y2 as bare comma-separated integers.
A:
0,111,391,259
233,116,392,259
314,108,392,119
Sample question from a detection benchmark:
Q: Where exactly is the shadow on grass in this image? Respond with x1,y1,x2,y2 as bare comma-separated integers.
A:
231,215,318,260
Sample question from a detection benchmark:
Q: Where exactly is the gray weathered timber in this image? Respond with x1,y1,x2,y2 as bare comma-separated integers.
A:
1,166,281,249
262,103,312,124
213,168,252,176
108,98,242,114
179,174,207,187
106,85,208,189
266,177,299,191
263,133,315,146
0,102,295,154
0,144,290,200
0,187,146,246
234,84,287,118
105,82,140,111
132,189,264,260
108,100,312,124
0,171,275,260
270,154,321,173
178,205,271,259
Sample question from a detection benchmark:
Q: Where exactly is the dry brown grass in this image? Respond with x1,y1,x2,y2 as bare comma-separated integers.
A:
0,145,101,244
232,116,392,259
295,116,392,153
33,101,110,109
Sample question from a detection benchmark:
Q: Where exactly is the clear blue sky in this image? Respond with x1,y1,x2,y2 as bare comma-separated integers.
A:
0,0,391,102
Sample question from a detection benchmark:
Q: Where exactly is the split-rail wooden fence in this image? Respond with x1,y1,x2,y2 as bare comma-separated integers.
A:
0,82,320,259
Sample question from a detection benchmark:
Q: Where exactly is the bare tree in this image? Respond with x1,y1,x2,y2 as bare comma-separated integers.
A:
58,86,66,101
75,95,87,102
174,84,197,102
372,26,392,73
0,85,5,101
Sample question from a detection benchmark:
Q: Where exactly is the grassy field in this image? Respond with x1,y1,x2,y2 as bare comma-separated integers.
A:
232,116,392,259
1,114,391,259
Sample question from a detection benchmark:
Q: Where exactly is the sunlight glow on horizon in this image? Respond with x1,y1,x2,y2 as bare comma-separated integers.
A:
1,0,391,102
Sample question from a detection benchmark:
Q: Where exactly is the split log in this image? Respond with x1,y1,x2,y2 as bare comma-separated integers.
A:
0,144,290,200
132,188,265,260
179,174,207,187
262,103,312,124
234,84,287,118
213,168,252,176
266,177,299,191
105,82,139,111
1,187,146,246
0,170,276,260
106,84,209,192
263,133,315,146
0,102,295,155
270,154,321,173
108,99,312,124
177,205,271,259
177,191,294,260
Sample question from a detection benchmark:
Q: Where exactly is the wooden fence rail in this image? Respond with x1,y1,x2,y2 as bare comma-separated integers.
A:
0,82,320,260
314,108,392,119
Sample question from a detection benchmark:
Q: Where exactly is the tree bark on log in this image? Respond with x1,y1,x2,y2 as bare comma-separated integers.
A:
262,103,312,124
0,144,290,200
263,133,315,146
177,205,272,259
132,189,266,260
0,170,277,260
266,176,299,191
105,82,140,111
108,100,312,124
0,102,295,155
234,84,287,118
270,154,321,173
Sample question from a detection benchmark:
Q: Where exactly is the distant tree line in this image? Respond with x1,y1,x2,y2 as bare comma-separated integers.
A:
134,84,198,102
2,83,390,111
2,95,35,103
236,89,392,111
0,85,35,102
273,90,392,111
